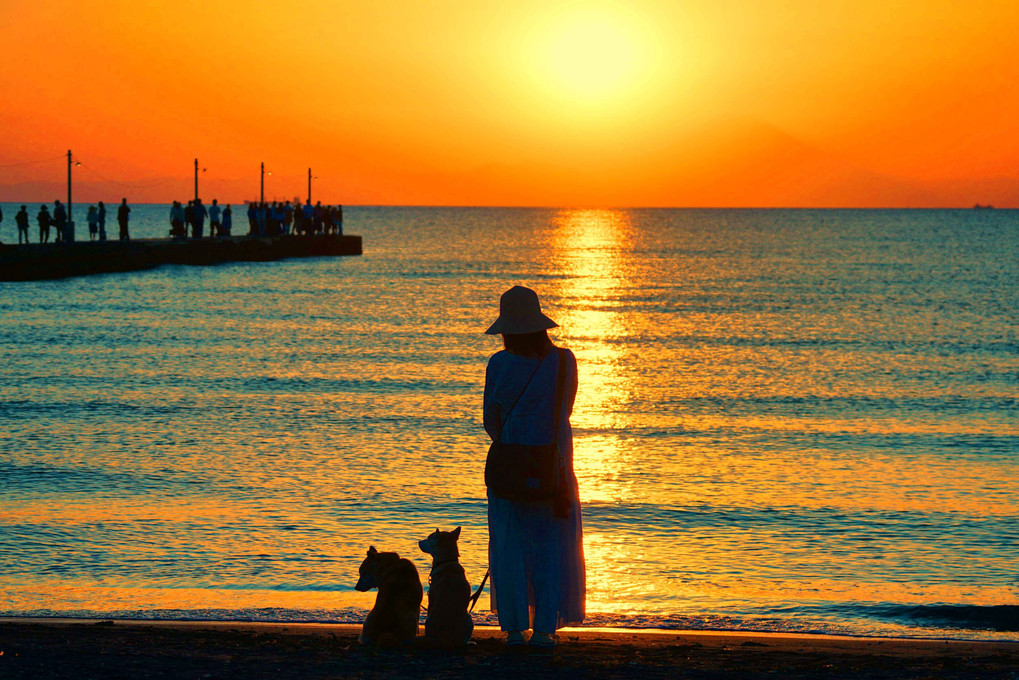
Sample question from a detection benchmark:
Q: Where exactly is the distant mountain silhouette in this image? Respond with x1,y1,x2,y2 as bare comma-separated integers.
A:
2,119,1016,206
411,117,1019,207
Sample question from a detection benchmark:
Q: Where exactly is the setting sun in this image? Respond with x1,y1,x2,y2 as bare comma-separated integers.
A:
525,7,661,106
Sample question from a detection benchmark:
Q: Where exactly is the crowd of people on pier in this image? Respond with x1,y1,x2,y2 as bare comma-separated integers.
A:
4,197,344,245
168,198,343,239
169,198,230,239
3,199,132,244
244,200,344,238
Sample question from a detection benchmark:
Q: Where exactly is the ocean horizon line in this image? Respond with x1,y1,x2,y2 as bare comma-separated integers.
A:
2,201,1015,211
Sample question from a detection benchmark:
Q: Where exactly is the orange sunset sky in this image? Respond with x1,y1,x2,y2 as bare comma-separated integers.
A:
2,0,1018,207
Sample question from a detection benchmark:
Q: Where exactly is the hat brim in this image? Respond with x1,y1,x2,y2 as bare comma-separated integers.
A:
484,314,558,335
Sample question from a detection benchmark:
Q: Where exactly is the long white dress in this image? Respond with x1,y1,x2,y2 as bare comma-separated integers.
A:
484,347,586,632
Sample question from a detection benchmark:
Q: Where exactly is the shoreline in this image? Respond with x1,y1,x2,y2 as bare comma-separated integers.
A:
3,615,1017,644
2,618,1017,679
5,616,1019,644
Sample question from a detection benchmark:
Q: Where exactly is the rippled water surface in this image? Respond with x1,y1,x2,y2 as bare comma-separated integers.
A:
1,206,1017,639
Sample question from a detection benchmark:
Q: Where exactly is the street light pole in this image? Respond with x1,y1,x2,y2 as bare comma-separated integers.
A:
66,149,75,242
307,167,312,205
260,162,265,204
194,158,199,202
67,150,73,225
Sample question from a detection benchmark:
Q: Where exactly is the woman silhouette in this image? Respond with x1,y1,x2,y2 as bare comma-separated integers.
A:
483,285,586,648
87,205,98,241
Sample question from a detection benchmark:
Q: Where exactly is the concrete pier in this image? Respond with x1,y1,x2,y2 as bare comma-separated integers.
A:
0,234,362,281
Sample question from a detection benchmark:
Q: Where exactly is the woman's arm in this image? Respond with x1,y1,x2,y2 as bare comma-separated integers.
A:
563,348,578,419
483,359,501,441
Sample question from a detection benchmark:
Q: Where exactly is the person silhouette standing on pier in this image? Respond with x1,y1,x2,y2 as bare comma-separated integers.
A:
170,201,185,239
87,205,99,241
117,198,131,241
269,202,282,236
302,199,314,236
221,204,232,237
53,200,67,243
256,202,267,236
192,198,207,239
16,205,30,244
314,201,325,234
98,201,107,242
283,201,293,235
208,199,221,238
37,205,51,243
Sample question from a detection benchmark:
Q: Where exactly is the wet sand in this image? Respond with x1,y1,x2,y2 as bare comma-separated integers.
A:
1,619,1017,679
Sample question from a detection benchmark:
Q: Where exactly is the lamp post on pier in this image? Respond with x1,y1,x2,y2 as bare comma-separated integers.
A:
194,158,199,202
67,150,73,236
66,150,79,242
307,168,318,205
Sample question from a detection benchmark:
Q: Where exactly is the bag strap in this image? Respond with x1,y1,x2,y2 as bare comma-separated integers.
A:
495,351,547,442
496,347,569,444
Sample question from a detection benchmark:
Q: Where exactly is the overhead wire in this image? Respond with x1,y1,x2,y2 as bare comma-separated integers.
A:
0,154,66,169
75,161,187,191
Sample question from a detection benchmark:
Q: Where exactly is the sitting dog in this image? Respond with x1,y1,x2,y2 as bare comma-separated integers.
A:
355,545,423,646
418,526,474,646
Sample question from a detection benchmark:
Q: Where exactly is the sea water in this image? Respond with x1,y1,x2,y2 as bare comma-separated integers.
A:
1,205,1016,640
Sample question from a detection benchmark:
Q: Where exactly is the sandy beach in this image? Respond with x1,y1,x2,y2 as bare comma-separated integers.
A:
2,619,1017,679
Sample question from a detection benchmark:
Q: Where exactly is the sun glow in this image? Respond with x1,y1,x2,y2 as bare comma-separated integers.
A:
526,6,661,106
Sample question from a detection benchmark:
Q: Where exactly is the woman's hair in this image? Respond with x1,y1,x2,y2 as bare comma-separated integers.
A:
503,330,552,358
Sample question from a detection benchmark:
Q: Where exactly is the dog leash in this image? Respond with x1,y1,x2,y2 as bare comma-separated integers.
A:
469,569,489,613
418,564,489,614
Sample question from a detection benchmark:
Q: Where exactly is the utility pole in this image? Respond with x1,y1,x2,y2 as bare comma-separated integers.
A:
66,150,74,242
194,158,199,202
307,167,312,205
260,162,265,204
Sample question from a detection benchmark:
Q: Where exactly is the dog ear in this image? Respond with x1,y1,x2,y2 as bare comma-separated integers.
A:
368,545,377,556
452,526,461,540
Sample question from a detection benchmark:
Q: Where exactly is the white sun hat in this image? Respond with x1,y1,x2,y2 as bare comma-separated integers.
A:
484,285,559,335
